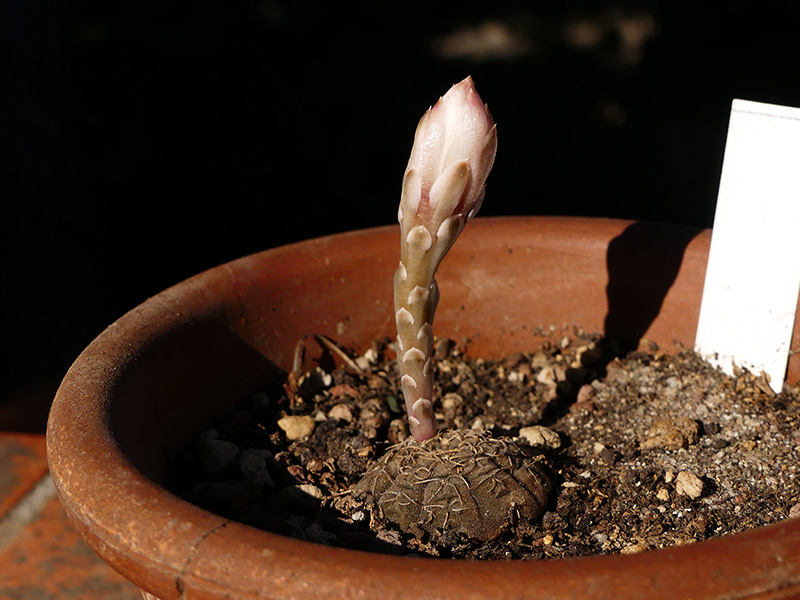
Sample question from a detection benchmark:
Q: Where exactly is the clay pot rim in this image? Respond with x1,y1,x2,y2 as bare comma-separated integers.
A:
46,216,800,599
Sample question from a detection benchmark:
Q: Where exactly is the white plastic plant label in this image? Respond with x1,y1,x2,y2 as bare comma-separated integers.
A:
695,99,800,393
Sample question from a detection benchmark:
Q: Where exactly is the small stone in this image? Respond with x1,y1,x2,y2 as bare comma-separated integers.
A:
675,471,705,499
278,415,316,441
656,488,670,502
305,523,336,544
543,385,560,403
605,361,628,385
387,418,409,444
299,367,333,394
576,384,596,403
789,503,800,519
531,351,550,369
442,392,463,413
351,510,366,522
621,541,650,554
237,449,275,488
542,534,554,545
433,337,455,359
329,384,360,401
359,398,391,432
689,389,705,403
188,480,251,508
593,443,617,464
365,528,404,554
642,338,659,352
738,439,757,452
520,426,561,449
355,347,379,370
200,437,240,474
536,366,557,386
593,532,608,544
281,484,324,508
286,515,308,534
197,429,220,444
560,335,570,349
328,403,354,422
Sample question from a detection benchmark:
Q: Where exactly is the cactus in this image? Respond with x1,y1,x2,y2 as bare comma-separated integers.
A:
395,77,498,441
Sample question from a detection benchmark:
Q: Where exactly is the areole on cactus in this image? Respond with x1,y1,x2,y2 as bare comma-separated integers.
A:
394,76,498,442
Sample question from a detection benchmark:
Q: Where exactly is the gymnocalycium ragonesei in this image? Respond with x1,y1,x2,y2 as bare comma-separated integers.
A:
394,76,497,442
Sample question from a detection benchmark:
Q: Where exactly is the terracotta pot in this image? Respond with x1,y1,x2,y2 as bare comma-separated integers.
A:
47,216,800,600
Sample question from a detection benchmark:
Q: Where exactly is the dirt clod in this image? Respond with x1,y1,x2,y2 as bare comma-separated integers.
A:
640,417,701,450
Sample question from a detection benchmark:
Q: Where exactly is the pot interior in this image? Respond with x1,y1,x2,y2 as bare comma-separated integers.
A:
47,216,800,600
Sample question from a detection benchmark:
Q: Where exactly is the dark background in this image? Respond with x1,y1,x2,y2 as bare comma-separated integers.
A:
3,2,800,428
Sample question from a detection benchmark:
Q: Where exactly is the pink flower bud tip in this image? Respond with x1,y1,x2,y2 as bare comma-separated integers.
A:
401,76,497,235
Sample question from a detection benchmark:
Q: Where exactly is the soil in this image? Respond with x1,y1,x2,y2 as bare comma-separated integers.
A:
169,329,800,560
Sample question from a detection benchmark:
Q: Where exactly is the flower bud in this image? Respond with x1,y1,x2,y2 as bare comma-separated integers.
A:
399,76,497,249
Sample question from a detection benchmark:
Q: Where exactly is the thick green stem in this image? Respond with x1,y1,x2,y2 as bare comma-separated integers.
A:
394,228,440,440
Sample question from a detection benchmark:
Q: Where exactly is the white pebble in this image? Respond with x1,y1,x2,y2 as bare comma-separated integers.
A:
536,367,556,386
593,533,608,544
298,483,324,500
519,425,561,449
675,471,705,499
328,404,354,422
